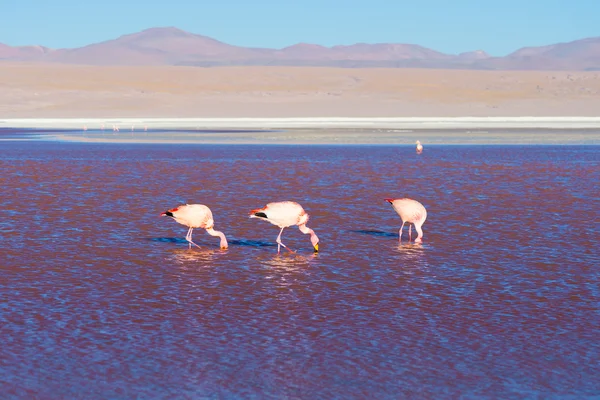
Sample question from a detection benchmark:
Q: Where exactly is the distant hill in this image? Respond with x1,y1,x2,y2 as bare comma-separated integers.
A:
476,37,600,71
1,27,599,70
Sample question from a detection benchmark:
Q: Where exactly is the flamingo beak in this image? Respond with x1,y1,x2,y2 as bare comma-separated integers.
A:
313,243,319,253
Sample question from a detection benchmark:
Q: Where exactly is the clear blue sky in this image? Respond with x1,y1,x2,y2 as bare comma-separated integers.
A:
1,0,597,56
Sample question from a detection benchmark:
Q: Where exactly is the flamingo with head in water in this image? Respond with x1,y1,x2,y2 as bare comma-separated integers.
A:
160,204,228,249
249,201,319,254
385,198,427,243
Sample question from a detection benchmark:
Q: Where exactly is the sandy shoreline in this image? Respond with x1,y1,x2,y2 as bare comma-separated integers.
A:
2,63,600,144
2,64,600,119
3,118,600,144
48,130,600,145
4,116,600,129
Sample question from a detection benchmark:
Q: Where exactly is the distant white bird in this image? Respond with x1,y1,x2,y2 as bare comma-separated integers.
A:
416,140,423,154
160,204,228,249
249,201,319,253
385,198,427,243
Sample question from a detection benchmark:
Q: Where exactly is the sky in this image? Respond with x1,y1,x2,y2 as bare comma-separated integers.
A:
0,0,598,56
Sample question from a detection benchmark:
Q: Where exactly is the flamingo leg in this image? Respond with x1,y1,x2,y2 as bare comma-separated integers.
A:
398,222,405,242
185,227,202,250
409,225,412,242
185,227,192,248
276,227,295,254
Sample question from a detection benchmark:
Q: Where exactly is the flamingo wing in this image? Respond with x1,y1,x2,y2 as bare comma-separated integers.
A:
162,204,213,228
251,201,305,227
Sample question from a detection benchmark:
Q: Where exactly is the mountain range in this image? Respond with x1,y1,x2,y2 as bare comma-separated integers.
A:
1,27,599,70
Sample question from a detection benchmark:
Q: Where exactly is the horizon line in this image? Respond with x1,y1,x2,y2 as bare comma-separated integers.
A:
2,26,599,58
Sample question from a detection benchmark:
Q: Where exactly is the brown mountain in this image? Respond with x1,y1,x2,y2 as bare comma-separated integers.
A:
0,43,54,60
44,27,268,66
477,37,600,71
457,50,490,60
0,27,599,70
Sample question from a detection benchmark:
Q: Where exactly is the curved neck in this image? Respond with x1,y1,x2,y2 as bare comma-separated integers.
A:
298,223,319,246
206,228,228,249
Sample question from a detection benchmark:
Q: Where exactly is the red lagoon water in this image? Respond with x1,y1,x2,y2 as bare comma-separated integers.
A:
1,141,599,398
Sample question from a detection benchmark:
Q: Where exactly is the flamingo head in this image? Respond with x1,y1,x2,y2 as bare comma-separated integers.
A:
160,207,178,217
311,234,319,253
384,198,395,204
249,207,268,219
416,140,421,145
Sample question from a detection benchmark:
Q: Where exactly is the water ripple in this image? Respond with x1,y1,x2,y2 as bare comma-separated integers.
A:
0,142,598,398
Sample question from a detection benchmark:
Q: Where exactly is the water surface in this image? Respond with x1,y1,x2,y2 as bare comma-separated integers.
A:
1,140,599,398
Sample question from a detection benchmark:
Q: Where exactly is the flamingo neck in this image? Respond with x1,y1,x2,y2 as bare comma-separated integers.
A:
298,223,319,246
206,228,228,249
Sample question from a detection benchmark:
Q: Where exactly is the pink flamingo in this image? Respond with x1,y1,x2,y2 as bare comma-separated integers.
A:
250,201,319,253
416,140,423,154
160,204,228,249
385,198,427,243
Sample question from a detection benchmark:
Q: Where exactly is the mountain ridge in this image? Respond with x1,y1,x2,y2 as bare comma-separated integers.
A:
1,27,599,70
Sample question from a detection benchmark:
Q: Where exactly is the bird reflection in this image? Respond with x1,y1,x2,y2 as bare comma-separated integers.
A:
393,242,429,272
261,252,318,272
257,253,318,299
168,247,226,265
394,241,426,254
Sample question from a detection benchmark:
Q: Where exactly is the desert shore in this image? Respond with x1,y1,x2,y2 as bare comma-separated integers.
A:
1,63,600,119
3,117,600,144
2,63,600,144
4,116,600,130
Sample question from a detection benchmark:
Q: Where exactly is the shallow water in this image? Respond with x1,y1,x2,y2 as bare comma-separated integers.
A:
1,140,599,398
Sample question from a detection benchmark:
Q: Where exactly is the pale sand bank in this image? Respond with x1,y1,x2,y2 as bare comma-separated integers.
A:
4,117,600,130
0,117,600,145
2,64,600,118
49,129,600,145
4,117,600,144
